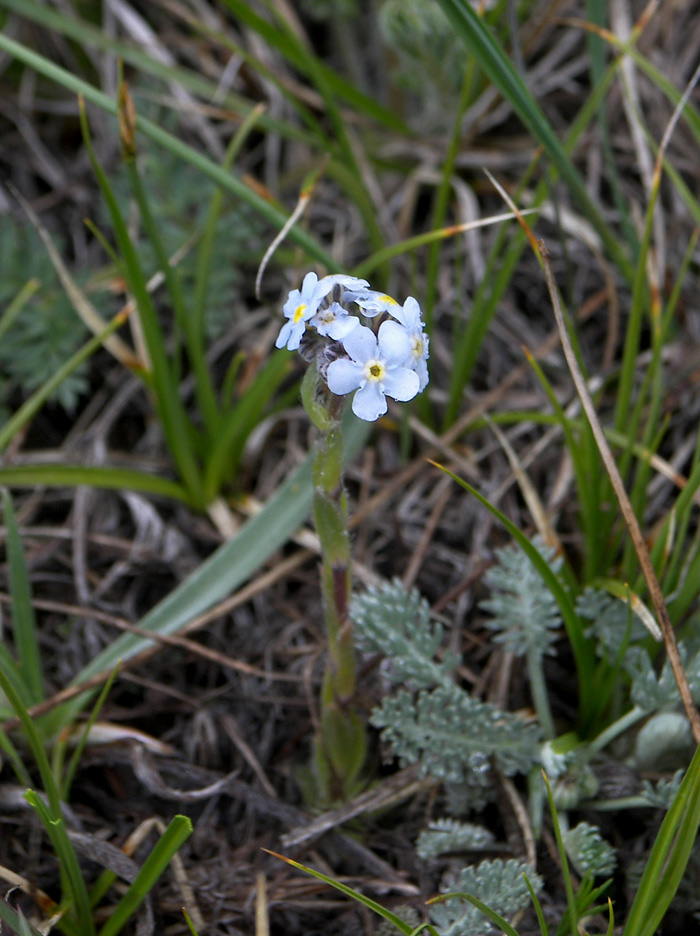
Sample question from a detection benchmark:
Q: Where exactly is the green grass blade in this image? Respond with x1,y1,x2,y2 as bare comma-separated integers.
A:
0,668,61,811
264,850,432,935
541,773,578,936
435,0,634,283
612,168,659,442
97,815,192,936
0,279,40,343
0,667,94,933
667,532,700,623
0,900,44,936
0,723,31,786
60,663,121,802
25,790,95,936
13,910,35,936
0,465,190,503
2,490,44,705
622,739,700,936
523,872,549,936
0,32,338,273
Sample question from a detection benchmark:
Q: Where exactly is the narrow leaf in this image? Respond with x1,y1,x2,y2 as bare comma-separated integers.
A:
97,816,192,936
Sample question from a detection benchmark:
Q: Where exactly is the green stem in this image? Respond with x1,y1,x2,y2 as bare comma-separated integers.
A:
526,647,555,740
307,381,366,800
588,705,646,757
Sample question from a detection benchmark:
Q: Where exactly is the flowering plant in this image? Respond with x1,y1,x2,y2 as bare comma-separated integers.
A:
275,272,429,801
276,273,429,420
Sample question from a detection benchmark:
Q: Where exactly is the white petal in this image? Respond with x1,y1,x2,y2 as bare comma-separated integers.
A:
300,271,319,297
286,321,306,350
322,274,369,293
415,357,429,391
275,320,294,349
341,324,377,363
404,296,423,328
327,359,364,395
352,381,387,421
326,315,360,340
392,296,423,329
383,367,420,402
377,320,412,366
282,288,302,319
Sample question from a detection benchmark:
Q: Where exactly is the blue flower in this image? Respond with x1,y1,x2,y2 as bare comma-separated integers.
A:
392,296,430,391
276,273,369,350
326,321,420,421
275,272,324,351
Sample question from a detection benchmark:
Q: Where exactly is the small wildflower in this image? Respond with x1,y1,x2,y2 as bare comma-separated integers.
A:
275,271,325,351
327,321,420,421
276,273,369,350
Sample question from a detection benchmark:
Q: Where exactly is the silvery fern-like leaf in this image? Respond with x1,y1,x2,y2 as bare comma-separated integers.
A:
480,539,562,658
429,858,542,936
416,819,495,859
444,776,495,814
641,770,685,808
352,579,458,689
563,822,617,878
576,587,648,665
627,642,700,712
371,683,541,783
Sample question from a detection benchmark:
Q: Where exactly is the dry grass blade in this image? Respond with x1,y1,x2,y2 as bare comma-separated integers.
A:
255,155,329,299
0,863,57,916
256,873,270,936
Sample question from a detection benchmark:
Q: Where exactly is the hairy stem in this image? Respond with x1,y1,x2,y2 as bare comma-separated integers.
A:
308,380,366,800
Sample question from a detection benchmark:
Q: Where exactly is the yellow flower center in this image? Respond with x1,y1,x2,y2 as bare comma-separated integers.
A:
293,303,307,323
411,335,424,358
365,360,385,382
379,294,398,306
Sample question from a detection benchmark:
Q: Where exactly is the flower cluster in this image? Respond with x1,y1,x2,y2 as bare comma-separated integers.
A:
275,272,429,422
